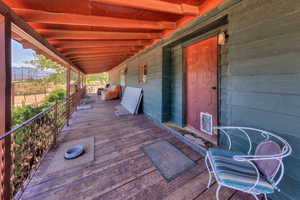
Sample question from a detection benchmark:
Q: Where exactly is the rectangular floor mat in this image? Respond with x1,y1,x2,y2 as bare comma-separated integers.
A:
46,137,94,174
142,140,195,182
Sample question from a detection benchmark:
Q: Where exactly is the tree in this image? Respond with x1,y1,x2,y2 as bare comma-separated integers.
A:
25,53,66,85
86,73,108,85
26,54,65,73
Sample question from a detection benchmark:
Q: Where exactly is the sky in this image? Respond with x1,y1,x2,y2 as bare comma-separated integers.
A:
11,39,35,68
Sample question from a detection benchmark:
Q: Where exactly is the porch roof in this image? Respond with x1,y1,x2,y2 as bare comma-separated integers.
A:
2,0,225,74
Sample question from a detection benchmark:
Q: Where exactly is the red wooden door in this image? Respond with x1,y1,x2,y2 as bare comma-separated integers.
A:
184,36,218,132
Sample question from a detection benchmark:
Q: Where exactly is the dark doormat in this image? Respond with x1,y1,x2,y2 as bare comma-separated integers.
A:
142,140,195,182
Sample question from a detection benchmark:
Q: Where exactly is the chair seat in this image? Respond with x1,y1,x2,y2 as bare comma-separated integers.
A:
208,148,274,194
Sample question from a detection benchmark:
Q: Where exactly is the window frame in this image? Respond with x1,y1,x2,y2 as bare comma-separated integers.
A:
138,64,147,84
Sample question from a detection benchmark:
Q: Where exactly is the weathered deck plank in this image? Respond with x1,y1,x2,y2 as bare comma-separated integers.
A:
20,94,247,200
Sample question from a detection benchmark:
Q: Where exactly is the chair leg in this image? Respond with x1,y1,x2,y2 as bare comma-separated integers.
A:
205,154,212,188
251,193,259,200
216,184,222,200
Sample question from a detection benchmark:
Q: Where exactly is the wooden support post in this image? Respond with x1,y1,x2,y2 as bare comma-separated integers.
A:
84,75,87,94
0,14,12,200
77,72,81,90
11,83,14,108
66,68,70,126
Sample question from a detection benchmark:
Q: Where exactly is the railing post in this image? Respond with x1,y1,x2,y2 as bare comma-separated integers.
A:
53,100,58,147
66,68,71,126
0,14,12,199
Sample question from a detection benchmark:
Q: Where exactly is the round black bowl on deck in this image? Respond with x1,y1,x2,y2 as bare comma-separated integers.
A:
64,145,84,160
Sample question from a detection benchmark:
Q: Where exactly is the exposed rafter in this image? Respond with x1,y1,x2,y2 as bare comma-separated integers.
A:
65,51,135,57
94,0,199,16
74,61,125,68
37,29,162,40
84,66,116,74
74,61,124,65
71,56,131,62
13,8,176,30
0,1,83,73
61,47,141,54
70,54,133,60
67,53,133,59
1,0,215,74
51,40,151,49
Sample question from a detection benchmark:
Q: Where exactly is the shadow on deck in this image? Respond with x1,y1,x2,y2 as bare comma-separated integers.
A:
20,94,256,200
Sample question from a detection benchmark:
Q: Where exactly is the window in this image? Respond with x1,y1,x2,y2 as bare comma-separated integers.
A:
138,64,147,83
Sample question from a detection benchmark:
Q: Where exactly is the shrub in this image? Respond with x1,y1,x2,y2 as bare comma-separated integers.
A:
12,106,43,126
12,89,66,127
43,89,65,104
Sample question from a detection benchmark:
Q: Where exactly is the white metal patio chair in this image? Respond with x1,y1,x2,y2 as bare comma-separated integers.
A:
205,126,292,200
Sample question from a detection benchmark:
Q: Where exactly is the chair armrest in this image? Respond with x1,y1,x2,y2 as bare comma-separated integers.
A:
213,126,253,153
213,126,291,156
233,154,285,162
213,126,292,190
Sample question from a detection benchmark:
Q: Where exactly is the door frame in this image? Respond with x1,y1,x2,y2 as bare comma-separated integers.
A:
161,17,228,128
180,29,223,129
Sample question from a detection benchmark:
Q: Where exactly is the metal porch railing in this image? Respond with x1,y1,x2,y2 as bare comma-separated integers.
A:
0,87,86,199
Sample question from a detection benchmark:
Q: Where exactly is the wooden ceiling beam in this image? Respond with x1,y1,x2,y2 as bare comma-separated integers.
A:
78,63,123,67
85,68,115,74
73,59,128,64
68,51,133,56
73,55,130,62
67,53,133,59
65,51,136,57
84,66,114,70
71,56,130,61
85,66,115,70
84,62,119,69
76,61,124,67
57,46,143,52
50,40,151,49
64,51,136,57
0,2,83,73
76,62,126,67
37,29,162,40
71,55,131,62
61,47,141,54
13,8,176,30
76,58,124,63
74,57,125,63
94,0,199,16
82,64,123,69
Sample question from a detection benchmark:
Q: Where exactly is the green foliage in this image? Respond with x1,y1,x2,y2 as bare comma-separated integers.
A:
12,106,43,126
42,89,65,105
46,72,66,85
86,73,108,84
25,53,66,85
12,89,66,127
71,71,78,83
26,54,65,73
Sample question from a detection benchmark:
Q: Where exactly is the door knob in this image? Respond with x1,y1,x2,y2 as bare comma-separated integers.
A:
211,86,217,90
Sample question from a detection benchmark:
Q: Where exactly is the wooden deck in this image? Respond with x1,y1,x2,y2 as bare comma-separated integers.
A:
20,94,257,200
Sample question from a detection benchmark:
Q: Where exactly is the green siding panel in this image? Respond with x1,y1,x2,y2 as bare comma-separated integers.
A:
168,45,184,127
107,0,300,199
110,48,163,123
